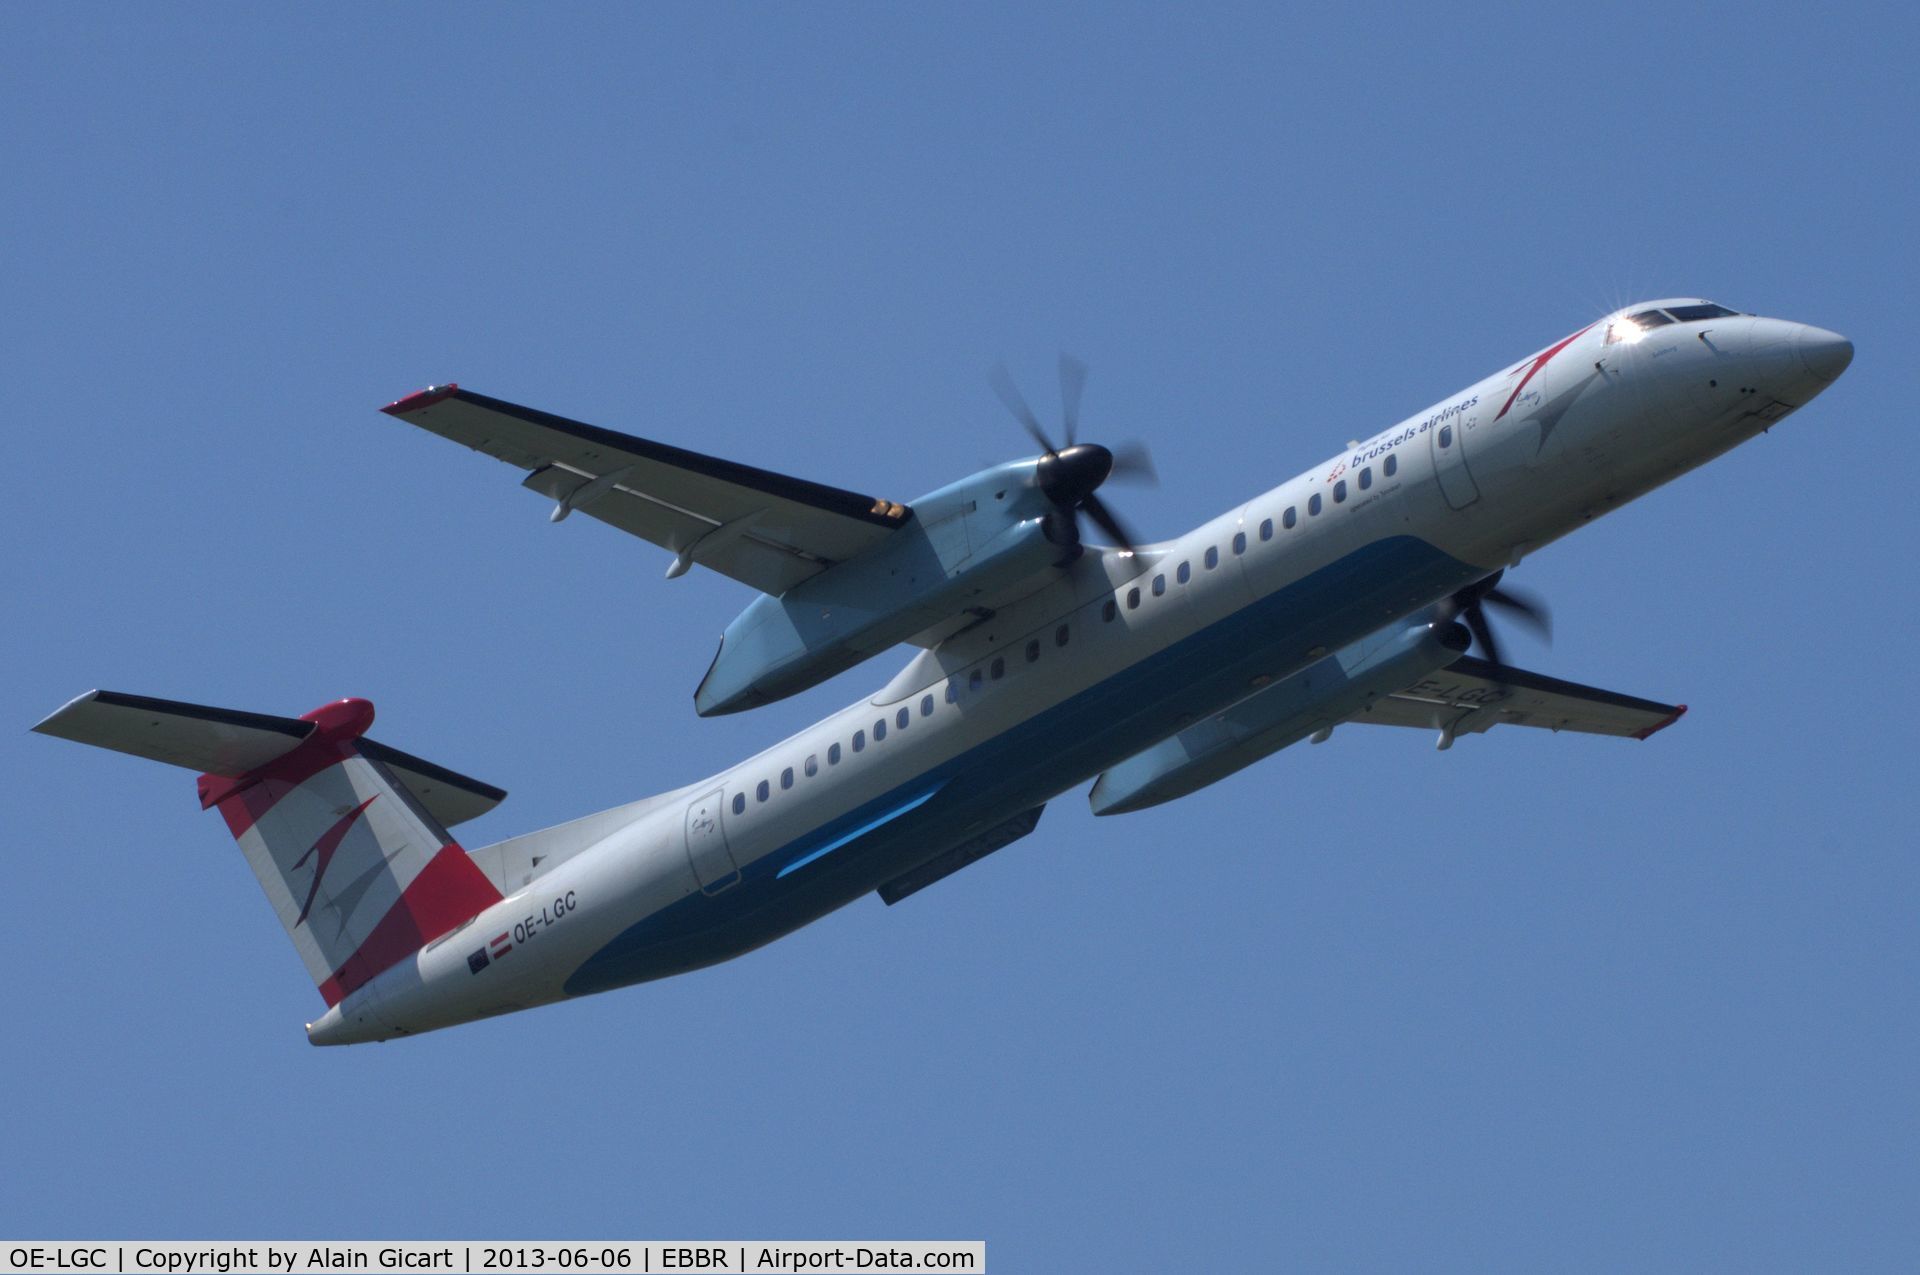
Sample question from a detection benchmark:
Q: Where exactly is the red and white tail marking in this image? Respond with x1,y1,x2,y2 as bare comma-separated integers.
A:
200,699,503,1006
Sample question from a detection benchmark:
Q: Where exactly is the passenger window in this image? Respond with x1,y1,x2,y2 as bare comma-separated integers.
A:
945,682,959,704
896,707,910,729
1384,453,1397,477
1233,531,1247,554
1333,479,1347,503
781,767,793,790
804,754,818,778
829,742,841,765
1026,639,1040,663
1281,508,1295,530
970,668,984,691
990,656,1005,680
1176,562,1191,584
874,719,887,742
756,780,770,802
1152,574,1166,597
1055,623,1070,647
1358,467,1371,490
1261,518,1275,540
1439,424,1452,448
1309,493,1322,515
921,693,935,717
1103,599,1118,622
852,730,865,753
732,793,746,815
1204,546,1218,570
1127,587,1140,609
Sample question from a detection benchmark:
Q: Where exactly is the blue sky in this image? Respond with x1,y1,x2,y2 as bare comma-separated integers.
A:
4,4,1915,1270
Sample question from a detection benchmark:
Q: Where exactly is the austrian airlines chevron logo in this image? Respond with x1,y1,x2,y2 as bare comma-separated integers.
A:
1495,324,1595,420
292,795,379,927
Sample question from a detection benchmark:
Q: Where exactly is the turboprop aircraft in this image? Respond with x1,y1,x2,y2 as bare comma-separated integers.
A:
34,299,1852,1044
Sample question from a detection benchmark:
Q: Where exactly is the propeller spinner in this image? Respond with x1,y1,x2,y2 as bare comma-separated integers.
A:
991,355,1155,551
1435,569,1552,669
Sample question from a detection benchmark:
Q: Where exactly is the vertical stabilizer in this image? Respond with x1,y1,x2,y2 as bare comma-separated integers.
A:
34,692,505,1006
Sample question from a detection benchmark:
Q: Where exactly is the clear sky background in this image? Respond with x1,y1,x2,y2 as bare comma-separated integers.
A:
4,4,1915,1270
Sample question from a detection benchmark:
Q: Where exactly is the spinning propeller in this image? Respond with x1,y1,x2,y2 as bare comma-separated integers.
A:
990,355,1157,551
1435,569,1552,669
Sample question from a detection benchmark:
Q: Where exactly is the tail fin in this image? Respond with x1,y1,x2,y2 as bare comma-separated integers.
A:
34,691,506,1006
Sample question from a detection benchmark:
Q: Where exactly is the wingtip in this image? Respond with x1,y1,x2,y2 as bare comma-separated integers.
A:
1633,704,1688,740
29,689,104,735
381,383,460,416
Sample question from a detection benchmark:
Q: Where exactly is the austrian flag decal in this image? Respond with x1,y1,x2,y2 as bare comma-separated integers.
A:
468,932,512,974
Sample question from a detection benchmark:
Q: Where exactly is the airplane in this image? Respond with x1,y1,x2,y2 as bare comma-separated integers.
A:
33,298,1852,1045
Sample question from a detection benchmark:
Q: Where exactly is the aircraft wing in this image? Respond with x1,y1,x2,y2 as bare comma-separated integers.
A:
382,385,912,596
1348,656,1686,744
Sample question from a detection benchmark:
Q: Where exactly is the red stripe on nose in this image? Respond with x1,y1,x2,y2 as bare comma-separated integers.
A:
1495,324,1594,420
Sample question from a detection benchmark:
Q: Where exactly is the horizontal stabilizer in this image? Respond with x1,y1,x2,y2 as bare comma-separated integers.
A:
32,690,311,774
355,738,508,828
33,690,506,827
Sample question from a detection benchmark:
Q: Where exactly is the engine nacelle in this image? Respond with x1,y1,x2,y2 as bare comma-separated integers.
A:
695,461,1067,715
1088,619,1472,814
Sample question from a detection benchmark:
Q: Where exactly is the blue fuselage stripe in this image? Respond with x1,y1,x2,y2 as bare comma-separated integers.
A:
562,532,1481,997
776,784,945,879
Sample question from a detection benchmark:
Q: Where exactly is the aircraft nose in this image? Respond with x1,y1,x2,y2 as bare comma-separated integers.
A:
1795,325,1854,383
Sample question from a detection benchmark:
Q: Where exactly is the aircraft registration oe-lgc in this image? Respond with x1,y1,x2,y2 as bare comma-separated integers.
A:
34,299,1852,1045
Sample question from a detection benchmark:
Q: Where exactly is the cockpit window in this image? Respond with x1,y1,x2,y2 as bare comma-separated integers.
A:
1606,309,1676,343
1665,302,1738,322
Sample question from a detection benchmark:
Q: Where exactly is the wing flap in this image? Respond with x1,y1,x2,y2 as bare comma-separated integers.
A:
384,386,911,595
1349,656,1685,742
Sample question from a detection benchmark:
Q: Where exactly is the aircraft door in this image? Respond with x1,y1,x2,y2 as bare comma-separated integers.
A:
684,788,740,894
1429,409,1481,509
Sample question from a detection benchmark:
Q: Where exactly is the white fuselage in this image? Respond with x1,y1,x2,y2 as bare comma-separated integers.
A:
309,302,1851,1044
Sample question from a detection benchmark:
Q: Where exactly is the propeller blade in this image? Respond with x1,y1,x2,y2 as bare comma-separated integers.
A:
1058,353,1087,446
1107,439,1158,487
1482,586,1552,643
991,362,1054,454
1079,493,1139,553
1464,605,1504,668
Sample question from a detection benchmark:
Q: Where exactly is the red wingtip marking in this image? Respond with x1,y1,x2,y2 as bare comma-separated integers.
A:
1634,704,1688,740
381,383,460,415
